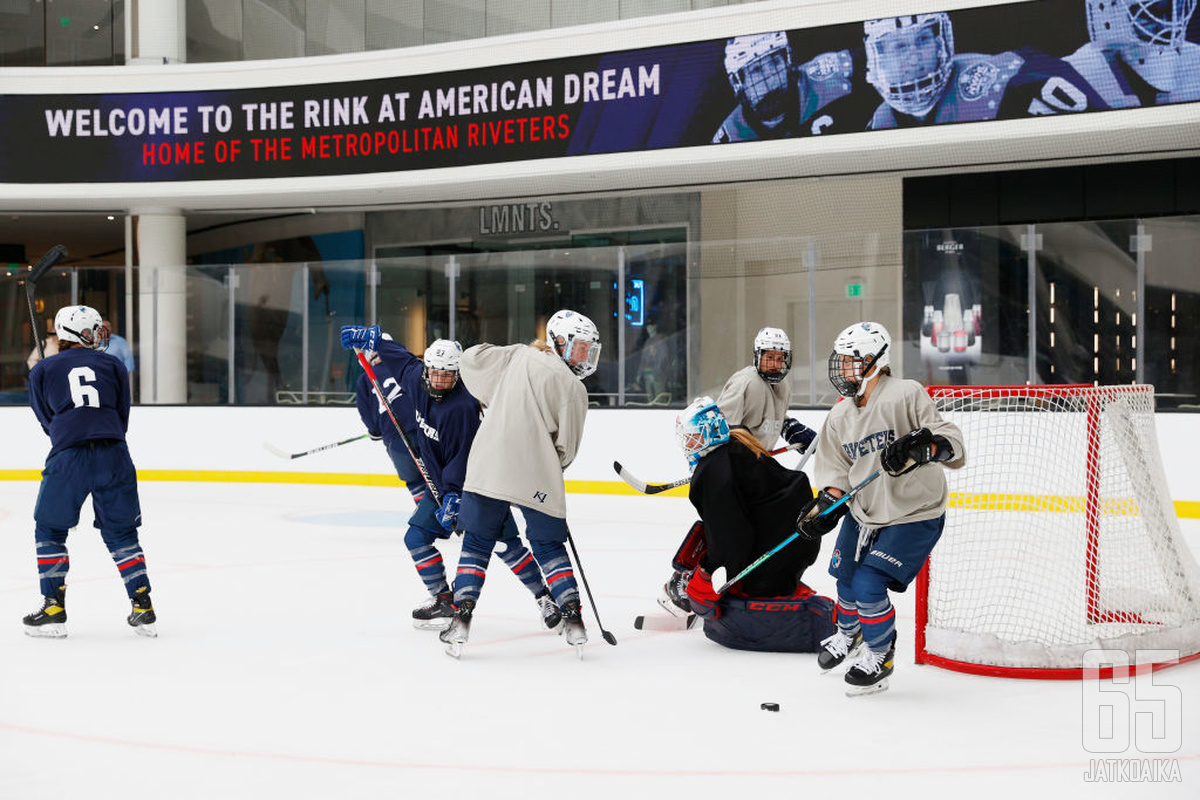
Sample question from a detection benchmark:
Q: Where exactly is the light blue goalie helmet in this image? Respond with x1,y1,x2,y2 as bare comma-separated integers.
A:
675,396,731,471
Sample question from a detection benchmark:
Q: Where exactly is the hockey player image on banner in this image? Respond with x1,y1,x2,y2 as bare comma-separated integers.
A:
802,322,965,695
1065,0,1200,107
342,327,563,634
712,32,871,141
863,12,1109,129
656,327,817,617
435,309,601,657
667,397,836,654
23,305,157,639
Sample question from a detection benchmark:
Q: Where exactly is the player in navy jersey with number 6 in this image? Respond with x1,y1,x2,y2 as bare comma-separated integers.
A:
23,305,157,638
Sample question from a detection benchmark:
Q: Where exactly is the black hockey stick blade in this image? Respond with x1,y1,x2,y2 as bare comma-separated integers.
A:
634,613,698,631
263,433,370,460
27,245,68,286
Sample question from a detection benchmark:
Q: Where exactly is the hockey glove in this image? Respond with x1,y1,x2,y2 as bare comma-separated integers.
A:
686,566,721,619
881,428,954,476
781,417,816,449
435,492,461,532
796,489,847,541
340,324,381,352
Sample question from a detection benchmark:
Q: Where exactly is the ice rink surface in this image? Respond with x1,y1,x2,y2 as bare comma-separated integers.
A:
1,480,1197,799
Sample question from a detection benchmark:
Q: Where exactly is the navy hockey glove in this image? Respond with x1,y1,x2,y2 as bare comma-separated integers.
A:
435,492,461,532
881,428,953,476
340,324,381,352
781,417,816,449
796,490,847,541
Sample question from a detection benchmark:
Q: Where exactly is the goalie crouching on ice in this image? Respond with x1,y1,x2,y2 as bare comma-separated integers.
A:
668,397,836,653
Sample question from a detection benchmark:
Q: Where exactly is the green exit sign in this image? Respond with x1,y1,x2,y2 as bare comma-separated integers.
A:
846,283,863,298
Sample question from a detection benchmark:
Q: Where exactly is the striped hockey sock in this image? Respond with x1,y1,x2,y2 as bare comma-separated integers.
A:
836,597,861,638
497,542,546,597
36,539,70,599
409,542,449,596
858,598,896,651
453,548,491,606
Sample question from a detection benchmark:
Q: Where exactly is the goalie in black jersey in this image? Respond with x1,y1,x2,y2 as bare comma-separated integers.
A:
667,397,835,653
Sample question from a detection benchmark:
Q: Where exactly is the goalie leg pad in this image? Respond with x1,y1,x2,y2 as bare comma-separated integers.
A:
672,520,707,572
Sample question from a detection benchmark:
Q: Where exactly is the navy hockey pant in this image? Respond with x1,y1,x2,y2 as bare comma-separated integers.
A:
33,441,149,600
453,491,578,608
827,513,944,652
386,440,428,505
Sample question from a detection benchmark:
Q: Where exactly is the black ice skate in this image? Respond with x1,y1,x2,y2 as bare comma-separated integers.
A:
439,599,474,659
535,587,562,631
127,588,157,638
657,570,693,618
560,598,588,657
23,586,67,639
844,634,896,696
817,628,865,673
412,591,455,631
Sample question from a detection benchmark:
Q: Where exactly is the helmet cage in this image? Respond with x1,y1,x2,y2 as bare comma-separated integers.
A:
1088,0,1197,50
865,14,955,117
753,326,792,384
422,339,462,400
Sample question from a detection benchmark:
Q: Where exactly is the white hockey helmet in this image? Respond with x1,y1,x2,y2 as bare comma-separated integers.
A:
675,396,731,470
422,338,462,399
829,321,891,398
753,326,792,384
864,13,955,118
1086,0,1198,91
546,309,602,379
54,305,108,350
724,32,793,128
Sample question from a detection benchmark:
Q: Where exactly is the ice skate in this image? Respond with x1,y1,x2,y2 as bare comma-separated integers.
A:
535,587,562,631
817,628,864,673
656,570,692,618
439,599,473,659
23,587,67,639
127,588,157,638
844,635,896,696
560,599,587,657
412,591,455,631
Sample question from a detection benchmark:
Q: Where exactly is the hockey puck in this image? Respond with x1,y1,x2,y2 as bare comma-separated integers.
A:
760,702,780,712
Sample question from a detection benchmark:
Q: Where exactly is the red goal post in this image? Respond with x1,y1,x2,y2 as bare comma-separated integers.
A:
915,384,1200,679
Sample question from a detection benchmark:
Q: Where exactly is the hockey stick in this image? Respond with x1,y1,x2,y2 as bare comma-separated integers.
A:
613,439,813,495
634,613,699,632
263,433,370,460
354,348,442,507
712,468,884,595
566,528,618,646
24,245,69,361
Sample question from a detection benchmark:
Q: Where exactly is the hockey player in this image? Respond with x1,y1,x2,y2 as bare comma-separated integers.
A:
670,397,836,653
1066,0,1200,108
24,305,157,638
437,309,601,657
354,337,429,510
713,31,870,142
863,13,1108,129
341,327,561,633
798,322,965,695
659,327,816,616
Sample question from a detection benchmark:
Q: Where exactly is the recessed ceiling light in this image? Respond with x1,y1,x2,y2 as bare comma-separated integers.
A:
107,215,115,220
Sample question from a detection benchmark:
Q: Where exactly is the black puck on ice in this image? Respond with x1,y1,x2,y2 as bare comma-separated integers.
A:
760,702,780,712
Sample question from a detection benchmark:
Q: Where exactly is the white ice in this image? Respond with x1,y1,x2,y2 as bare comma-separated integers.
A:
1,480,1197,799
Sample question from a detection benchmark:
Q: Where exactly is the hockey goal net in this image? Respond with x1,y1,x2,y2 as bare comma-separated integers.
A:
915,384,1200,678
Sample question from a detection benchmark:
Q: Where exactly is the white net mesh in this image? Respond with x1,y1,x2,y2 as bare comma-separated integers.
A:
922,385,1200,672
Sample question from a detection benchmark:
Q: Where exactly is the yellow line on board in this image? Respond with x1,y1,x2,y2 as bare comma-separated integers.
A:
0,470,1194,516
